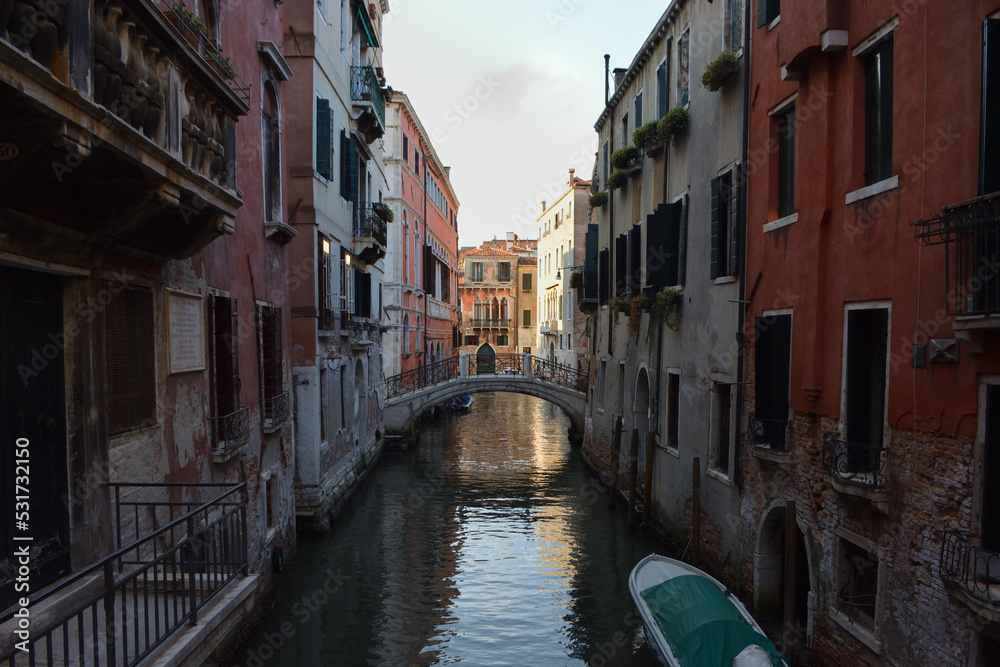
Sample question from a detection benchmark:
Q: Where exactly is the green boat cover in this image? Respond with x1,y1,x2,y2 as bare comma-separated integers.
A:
640,574,786,667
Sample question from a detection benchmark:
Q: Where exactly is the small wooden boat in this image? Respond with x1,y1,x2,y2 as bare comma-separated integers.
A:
629,554,788,667
449,395,474,412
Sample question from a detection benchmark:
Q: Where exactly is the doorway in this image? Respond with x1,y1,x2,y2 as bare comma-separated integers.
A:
755,504,811,662
476,343,495,374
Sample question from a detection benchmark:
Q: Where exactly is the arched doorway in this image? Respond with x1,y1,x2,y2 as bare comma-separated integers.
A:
633,368,650,499
755,504,811,661
476,343,495,373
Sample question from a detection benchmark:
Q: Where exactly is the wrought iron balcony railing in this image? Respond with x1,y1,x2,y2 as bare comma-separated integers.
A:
940,530,1000,608
749,414,789,452
469,318,511,328
350,65,386,131
211,405,250,452
913,191,1000,316
0,483,246,667
821,433,888,489
262,391,290,428
353,203,388,248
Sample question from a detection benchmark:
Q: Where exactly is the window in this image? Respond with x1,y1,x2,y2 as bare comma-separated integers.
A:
403,135,409,162
678,31,690,107
321,237,335,329
523,347,531,354
634,91,643,131
598,247,610,305
628,223,642,295
727,0,744,51
522,272,532,291
497,334,509,346
354,268,372,318
471,261,483,282
498,262,511,282
615,233,628,297
835,535,880,634
711,169,741,279
776,106,795,218
414,151,420,175
844,307,888,459
522,309,531,327
598,360,607,406
753,314,792,451
464,334,479,346
711,382,733,474
402,314,410,354
864,38,893,185
210,295,243,449
622,112,629,146
584,223,599,299
558,295,563,319
667,372,680,449
340,129,354,200
258,304,285,424
262,82,281,223
341,248,353,320
316,99,334,180
757,0,779,27
982,19,1000,195
656,56,669,117
647,201,682,288
602,140,609,184
106,285,155,435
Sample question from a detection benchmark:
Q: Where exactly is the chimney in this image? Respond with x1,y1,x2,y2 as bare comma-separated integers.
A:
569,168,575,185
541,200,547,213
613,67,627,90
604,54,610,104
506,231,515,249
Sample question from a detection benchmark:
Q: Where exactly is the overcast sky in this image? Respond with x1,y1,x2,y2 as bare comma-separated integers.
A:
382,0,669,248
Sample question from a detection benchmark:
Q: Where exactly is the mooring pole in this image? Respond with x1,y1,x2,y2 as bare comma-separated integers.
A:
642,432,655,520
609,415,623,508
692,456,701,567
627,428,639,530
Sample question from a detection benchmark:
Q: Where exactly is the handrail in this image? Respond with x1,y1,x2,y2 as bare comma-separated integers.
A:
382,354,588,398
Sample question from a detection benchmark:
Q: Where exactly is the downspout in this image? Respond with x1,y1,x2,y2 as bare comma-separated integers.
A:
733,0,753,491
653,63,671,436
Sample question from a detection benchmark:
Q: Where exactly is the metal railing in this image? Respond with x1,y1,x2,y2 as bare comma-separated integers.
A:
350,65,386,130
940,530,1000,608
384,356,460,399
470,353,522,375
532,356,588,392
749,414,788,452
262,391,290,427
353,203,388,248
469,318,511,328
211,405,250,452
913,192,1000,316
0,483,246,667
821,433,888,489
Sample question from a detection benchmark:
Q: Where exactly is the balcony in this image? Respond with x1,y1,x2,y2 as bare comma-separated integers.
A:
749,414,792,465
940,531,1000,619
353,202,388,262
261,391,289,431
539,322,551,334
822,433,889,506
211,405,250,461
470,318,511,329
0,483,247,666
350,65,386,143
914,192,1000,328
777,0,850,79
0,1,248,260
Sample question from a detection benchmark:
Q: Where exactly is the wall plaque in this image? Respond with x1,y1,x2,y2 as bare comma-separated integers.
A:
168,291,205,373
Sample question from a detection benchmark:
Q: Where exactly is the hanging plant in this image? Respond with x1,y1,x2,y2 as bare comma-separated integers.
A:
701,51,741,92
608,296,626,322
632,121,661,153
650,287,683,332
657,107,689,144
607,169,627,191
611,145,640,170
590,190,608,207
627,294,650,335
569,271,584,289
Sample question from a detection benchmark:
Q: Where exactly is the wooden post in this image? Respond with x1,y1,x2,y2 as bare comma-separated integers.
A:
609,415,623,508
642,431,655,520
783,499,797,636
692,456,701,567
627,428,639,530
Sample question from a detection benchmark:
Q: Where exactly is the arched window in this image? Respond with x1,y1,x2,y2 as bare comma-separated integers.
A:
262,80,281,224
500,298,509,322
402,314,410,354
474,298,482,320
491,297,499,320
196,0,220,45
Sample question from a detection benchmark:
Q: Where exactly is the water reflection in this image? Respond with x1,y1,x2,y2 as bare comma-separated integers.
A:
232,393,660,667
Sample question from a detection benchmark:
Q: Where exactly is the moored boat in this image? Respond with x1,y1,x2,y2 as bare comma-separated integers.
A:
629,554,788,667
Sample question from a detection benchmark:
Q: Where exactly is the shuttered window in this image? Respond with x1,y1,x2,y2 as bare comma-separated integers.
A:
210,295,240,417
258,305,283,400
106,286,156,435
598,247,610,305
615,233,628,297
756,0,779,27
340,129,355,200
864,38,893,185
316,99,334,180
628,223,642,295
321,237,335,329
647,202,682,288
711,170,741,279
584,223,599,299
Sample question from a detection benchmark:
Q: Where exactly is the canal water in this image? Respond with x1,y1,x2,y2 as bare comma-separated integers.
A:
233,392,664,667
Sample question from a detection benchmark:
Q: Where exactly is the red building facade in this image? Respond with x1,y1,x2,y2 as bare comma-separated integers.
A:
743,1,1000,664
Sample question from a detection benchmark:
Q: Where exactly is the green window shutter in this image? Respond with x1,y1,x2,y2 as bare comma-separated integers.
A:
340,130,350,199
348,136,359,203
584,223,599,298
757,0,774,27
710,176,721,280
729,171,742,276
316,99,332,179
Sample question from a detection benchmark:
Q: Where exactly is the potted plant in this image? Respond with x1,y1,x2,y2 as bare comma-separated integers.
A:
633,120,662,155
590,190,608,207
650,286,683,332
611,145,640,171
657,106,689,144
627,294,650,334
569,271,584,289
606,169,627,191
701,51,741,92
608,295,626,322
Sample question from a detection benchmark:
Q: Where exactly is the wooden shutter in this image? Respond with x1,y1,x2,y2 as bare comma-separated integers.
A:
615,233,628,297
648,203,681,288
729,170,742,276
211,295,240,417
316,99,332,179
584,223,599,299
348,135,359,202
710,176,721,279
629,223,642,295
598,248,610,305
260,306,283,398
982,19,1000,195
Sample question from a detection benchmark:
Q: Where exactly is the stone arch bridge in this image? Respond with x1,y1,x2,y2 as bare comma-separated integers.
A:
383,354,588,438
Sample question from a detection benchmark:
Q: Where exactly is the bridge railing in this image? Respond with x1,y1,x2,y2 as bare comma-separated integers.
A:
470,353,522,375
384,356,460,399
532,356,589,392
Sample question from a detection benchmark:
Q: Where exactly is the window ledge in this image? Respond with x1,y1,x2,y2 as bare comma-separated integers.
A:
211,440,248,463
663,446,680,459
845,175,899,205
751,446,793,467
706,468,732,486
265,220,298,244
713,276,737,285
768,15,781,31
829,608,881,655
763,212,798,233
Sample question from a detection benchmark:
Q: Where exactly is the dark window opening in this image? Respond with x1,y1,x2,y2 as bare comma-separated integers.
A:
757,0,779,27
647,202,681,288
498,261,511,283
598,247,610,305
837,539,879,632
106,286,156,435
753,314,791,451
615,233,628,297
258,305,284,404
711,171,740,278
628,223,642,296
713,383,732,474
210,295,241,421
777,107,795,218
864,38,893,185
981,19,1000,196
982,386,1000,552
845,308,888,470
657,56,670,119
263,82,281,223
